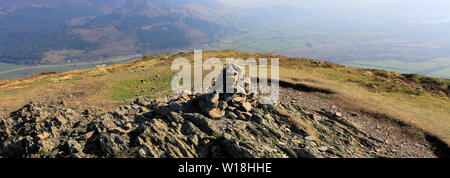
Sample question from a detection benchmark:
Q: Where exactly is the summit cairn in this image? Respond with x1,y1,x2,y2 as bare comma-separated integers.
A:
197,63,258,119
0,58,396,158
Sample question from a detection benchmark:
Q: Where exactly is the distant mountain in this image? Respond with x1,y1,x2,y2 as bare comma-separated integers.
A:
0,0,233,65
0,0,121,14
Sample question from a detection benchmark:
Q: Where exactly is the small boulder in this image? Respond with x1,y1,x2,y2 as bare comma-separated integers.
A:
181,93,190,100
242,102,252,112
305,136,316,141
319,146,328,152
37,132,51,140
207,108,225,119
98,134,129,156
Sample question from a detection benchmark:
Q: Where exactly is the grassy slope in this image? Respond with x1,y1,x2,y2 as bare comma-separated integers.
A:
0,50,448,145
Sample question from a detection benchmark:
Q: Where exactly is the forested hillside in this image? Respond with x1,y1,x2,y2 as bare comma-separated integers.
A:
0,0,232,65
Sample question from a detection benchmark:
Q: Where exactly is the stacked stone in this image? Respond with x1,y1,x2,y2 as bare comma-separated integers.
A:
196,63,257,120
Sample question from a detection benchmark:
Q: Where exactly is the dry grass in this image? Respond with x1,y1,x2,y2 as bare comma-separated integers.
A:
0,58,166,111
0,50,448,146
279,66,450,145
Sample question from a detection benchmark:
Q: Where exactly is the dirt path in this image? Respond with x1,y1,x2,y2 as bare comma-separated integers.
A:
279,84,440,158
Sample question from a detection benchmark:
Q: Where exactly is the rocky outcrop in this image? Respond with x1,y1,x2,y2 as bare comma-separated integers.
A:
0,90,388,158
0,65,388,158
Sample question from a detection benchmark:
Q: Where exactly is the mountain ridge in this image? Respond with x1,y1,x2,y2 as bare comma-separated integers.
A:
0,50,448,158
0,0,232,65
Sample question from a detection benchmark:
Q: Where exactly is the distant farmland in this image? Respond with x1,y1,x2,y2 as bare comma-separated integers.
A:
0,54,141,81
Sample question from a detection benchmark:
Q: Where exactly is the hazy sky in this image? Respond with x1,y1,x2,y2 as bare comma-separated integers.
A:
218,0,406,8
218,0,450,22
218,0,450,9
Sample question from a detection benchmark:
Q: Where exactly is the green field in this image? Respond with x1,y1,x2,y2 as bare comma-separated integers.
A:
198,14,450,80
343,58,450,78
0,54,141,81
0,62,29,73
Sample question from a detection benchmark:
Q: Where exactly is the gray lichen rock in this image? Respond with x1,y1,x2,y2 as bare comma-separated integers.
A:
0,90,385,158
0,67,388,158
